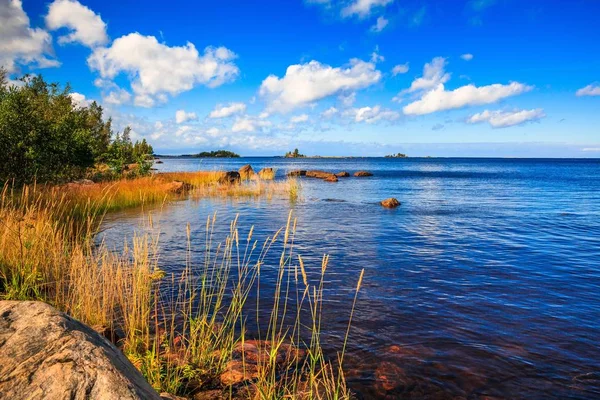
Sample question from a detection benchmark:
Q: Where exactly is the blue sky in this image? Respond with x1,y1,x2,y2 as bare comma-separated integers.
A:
2,0,600,156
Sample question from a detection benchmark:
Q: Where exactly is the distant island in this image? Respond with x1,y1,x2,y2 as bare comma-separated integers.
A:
284,148,306,158
385,153,408,158
157,150,240,158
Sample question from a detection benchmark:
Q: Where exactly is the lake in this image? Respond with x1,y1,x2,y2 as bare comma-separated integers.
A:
100,157,600,399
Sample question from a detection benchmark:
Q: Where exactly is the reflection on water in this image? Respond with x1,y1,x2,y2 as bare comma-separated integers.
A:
99,158,600,399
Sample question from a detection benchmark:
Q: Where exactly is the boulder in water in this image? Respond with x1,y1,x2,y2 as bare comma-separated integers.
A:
354,171,373,177
380,198,400,208
335,171,350,177
219,171,241,185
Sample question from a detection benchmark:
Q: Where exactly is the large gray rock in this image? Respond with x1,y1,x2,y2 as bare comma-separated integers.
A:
0,301,161,400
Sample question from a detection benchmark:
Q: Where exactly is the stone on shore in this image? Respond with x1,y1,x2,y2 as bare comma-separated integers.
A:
0,301,161,400
380,198,400,208
335,171,350,177
354,171,373,177
239,164,254,180
166,180,193,194
219,171,241,185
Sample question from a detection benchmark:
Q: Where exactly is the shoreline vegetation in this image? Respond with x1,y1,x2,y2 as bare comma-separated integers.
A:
0,73,360,398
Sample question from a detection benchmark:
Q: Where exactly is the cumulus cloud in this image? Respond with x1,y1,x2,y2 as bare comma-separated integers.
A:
344,105,400,123
69,92,91,107
0,0,58,72
576,83,600,97
391,63,409,75
402,57,450,95
231,115,272,133
341,0,394,18
290,114,309,123
46,0,108,48
88,33,239,107
403,82,533,115
398,56,533,115
370,16,389,32
103,87,131,105
208,102,246,118
460,53,474,61
259,59,381,113
466,108,545,128
175,110,198,124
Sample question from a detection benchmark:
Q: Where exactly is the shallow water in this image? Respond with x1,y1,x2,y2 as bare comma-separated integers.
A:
100,157,600,399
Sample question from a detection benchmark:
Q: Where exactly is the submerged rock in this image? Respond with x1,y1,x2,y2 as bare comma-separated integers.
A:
374,361,411,392
354,171,373,177
155,160,164,164
287,170,307,177
219,171,241,185
239,164,254,180
0,301,161,400
324,175,338,182
380,198,401,208
335,171,350,177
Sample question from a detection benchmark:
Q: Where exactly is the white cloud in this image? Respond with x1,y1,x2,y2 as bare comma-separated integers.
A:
290,114,309,123
370,16,389,32
344,105,400,123
103,87,131,105
460,53,474,61
175,109,198,124
339,91,356,107
259,58,381,113
45,0,108,48
208,102,246,118
69,92,91,107
403,82,533,115
466,108,545,128
88,33,239,107
370,45,384,63
322,106,339,118
402,57,450,95
392,63,409,75
0,0,58,72
582,148,600,152
341,0,394,18
231,115,272,133
576,83,600,97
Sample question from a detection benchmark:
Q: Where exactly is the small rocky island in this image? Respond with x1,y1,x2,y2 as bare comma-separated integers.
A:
284,148,306,158
385,153,408,158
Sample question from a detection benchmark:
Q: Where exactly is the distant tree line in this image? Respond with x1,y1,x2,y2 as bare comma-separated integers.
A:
385,153,407,158
164,150,240,158
0,69,154,185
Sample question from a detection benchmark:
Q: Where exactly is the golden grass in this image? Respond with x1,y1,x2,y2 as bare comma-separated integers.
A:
0,178,358,399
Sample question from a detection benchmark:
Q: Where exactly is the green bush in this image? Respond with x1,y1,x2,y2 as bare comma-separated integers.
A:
0,69,154,185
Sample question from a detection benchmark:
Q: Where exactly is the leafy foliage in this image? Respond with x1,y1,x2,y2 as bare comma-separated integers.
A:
284,148,306,158
0,69,154,184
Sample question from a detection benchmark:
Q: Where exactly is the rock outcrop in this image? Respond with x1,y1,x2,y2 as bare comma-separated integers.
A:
0,301,161,400
257,167,275,180
335,171,350,177
354,171,373,177
238,164,254,180
380,198,400,208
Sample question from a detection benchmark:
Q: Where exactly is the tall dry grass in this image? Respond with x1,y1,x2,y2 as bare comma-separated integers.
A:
0,179,358,399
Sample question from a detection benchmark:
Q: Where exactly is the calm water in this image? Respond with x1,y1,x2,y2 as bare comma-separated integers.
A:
100,157,600,399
